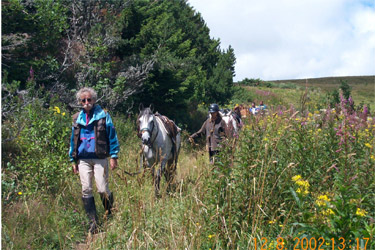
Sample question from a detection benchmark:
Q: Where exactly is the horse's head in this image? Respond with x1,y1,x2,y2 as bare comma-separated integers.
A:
138,107,155,146
219,108,231,117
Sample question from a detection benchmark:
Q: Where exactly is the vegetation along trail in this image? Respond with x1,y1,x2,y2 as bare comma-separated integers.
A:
3,91,375,249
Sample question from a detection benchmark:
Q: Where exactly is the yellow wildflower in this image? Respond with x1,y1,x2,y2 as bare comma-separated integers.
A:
62,112,66,116
292,175,302,182
53,106,61,114
208,234,215,239
317,195,330,201
322,208,335,216
365,143,372,149
356,208,367,217
296,188,309,195
293,176,310,195
296,180,303,185
316,195,331,206
268,220,276,224
18,192,22,195
296,180,310,188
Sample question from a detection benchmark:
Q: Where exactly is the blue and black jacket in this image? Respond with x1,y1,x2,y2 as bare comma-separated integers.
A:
69,105,119,162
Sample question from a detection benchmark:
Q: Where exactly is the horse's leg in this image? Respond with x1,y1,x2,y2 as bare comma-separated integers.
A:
156,155,172,196
154,166,161,197
144,148,159,196
164,159,176,193
155,158,167,197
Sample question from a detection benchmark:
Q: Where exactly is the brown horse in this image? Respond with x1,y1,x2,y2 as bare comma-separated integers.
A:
238,104,250,118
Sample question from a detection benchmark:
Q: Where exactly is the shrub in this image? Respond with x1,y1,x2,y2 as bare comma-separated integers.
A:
237,78,263,86
340,80,352,100
2,101,71,202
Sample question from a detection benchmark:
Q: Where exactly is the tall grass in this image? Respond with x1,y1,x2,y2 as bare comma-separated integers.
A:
2,91,374,249
203,93,375,249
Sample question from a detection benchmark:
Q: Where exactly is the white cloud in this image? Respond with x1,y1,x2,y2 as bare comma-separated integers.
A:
188,0,375,81
334,7,375,76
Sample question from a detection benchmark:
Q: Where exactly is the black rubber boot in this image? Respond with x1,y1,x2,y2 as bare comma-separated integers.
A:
100,193,114,217
82,197,98,234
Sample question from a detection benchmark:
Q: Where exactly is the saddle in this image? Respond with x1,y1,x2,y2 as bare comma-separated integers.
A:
154,112,180,144
155,113,180,167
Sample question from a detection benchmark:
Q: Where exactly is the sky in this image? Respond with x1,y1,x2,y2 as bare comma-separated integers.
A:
187,0,375,81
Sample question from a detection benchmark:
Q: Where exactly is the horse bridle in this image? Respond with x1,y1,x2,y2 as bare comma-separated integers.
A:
140,115,159,147
140,120,154,135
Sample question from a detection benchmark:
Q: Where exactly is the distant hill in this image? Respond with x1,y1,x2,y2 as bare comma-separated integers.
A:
235,75,374,110
270,75,374,86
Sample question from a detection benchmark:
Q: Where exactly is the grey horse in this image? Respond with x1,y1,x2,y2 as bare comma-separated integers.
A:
138,105,181,196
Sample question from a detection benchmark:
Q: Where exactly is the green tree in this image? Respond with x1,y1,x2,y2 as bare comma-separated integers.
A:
2,0,236,126
117,0,235,125
2,0,68,89
339,80,351,100
205,45,236,104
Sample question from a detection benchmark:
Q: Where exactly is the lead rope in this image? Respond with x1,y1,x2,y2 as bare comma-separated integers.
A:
121,144,145,176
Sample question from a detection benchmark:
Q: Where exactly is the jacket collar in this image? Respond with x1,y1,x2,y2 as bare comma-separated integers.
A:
76,105,106,126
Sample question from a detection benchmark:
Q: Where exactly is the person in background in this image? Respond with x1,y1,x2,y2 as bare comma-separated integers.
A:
233,104,242,125
189,103,229,163
250,102,260,115
259,100,267,110
69,87,120,234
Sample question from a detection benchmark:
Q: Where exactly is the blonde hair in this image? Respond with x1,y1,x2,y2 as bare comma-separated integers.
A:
76,87,97,104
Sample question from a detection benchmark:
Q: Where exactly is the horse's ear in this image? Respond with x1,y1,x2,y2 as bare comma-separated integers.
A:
139,103,144,111
149,104,154,112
